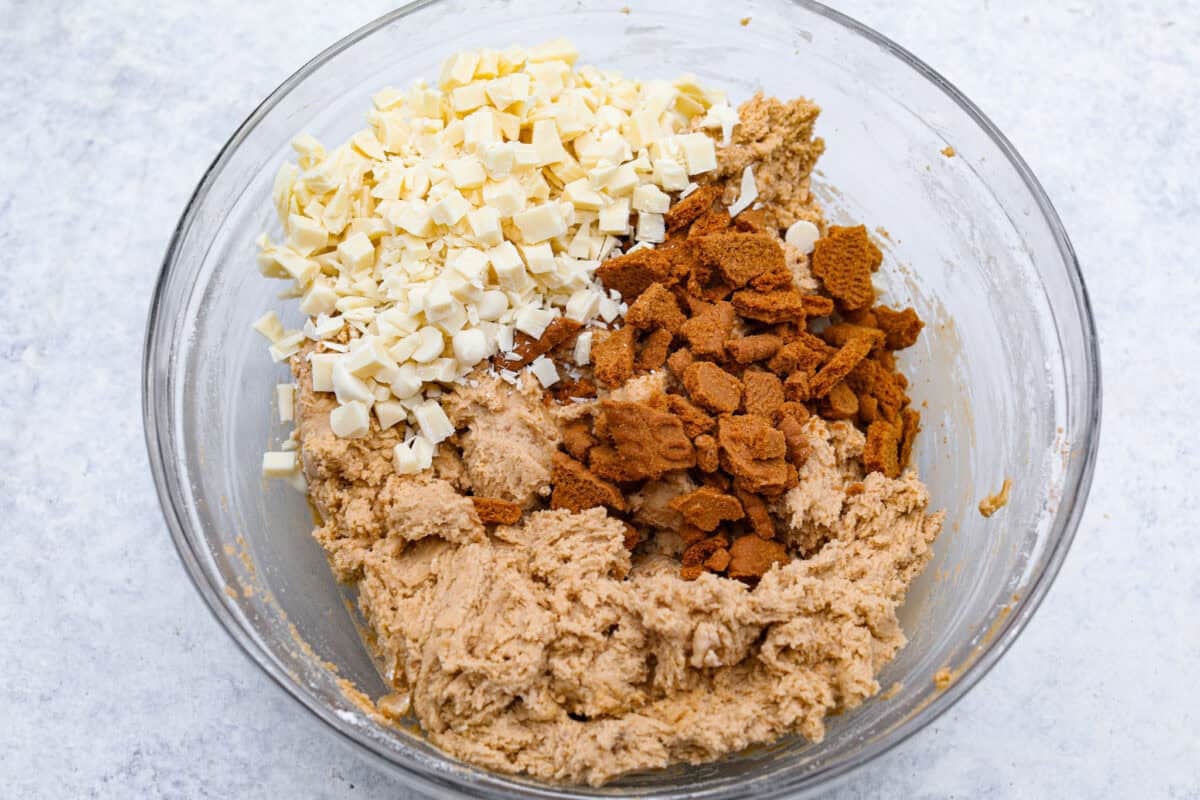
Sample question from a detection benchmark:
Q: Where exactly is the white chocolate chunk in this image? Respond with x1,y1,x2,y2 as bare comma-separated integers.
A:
678,132,717,174
528,355,559,387
532,119,568,165
446,156,487,189
343,337,396,378
451,328,489,364
729,165,758,218
287,214,328,254
635,211,665,243
565,288,601,322
466,206,503,246
488,242,529,289
412,400,454,443
309,353,339,392
598,197,630,235
392,440,420,474
252,311,285,343
520,242,555,274
431,190,471,226
632,183,670,213
261,451,299,479
409,327,445,363
482,177,526,217
653,157,689,191
477,289,509,321
386,362,423,399
268,331,305,362
515,306,556,339
337,232,375,272
299,282,338,316
332,361,374,405
374,400,407,430
784,219,821,254
276,383,295,422
330,401,371,438
573,330,592,365
514,202,567,243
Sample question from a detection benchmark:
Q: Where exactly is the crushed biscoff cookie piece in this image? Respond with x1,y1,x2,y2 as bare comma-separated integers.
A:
257,39,946,788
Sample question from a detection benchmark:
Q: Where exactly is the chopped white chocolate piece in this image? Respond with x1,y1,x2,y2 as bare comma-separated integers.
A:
261,451,299,479
392,440,421,474
573,330,592,365
531,119,568,165
343,337,396,378
276,383,295,422
409,327,445,363
253,311,285,343
528,355,559,387
412,400,454,443
466,206,503,246
635,211,665,243
299,282,338,316
332,361,374,405
451,328,489,364
482,177,525,217
330,401,371,438
431,190,471,226
678,132,717,174
488,242,528,289
729,165,758,217
515,306,556,339
785,219,821,254
632,183,670,213
477,289,509,321
598,295,621,323
337,232,375,272
268,331,305,362
309,353,339,392
520,242,555,274
565,288,601,322
514,202,567,243
653,158,689,191
287,214,328,254
386,362,423,399
597,197,631,235
446,156,487,188
374,400,407,430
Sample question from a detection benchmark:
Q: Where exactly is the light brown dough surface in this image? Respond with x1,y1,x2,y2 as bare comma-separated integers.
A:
293,359,942,784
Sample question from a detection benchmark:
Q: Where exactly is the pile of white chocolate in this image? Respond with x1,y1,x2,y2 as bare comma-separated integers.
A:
255,39,743,478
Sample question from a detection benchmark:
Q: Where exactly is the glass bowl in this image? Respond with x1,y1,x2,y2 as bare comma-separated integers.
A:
142,1,1101,797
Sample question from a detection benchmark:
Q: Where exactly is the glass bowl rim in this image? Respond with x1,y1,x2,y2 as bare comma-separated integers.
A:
141,1,1102,795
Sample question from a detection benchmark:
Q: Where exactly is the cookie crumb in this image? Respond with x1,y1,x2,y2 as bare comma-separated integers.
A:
978,478,1012,517
683,361,743,413
811,224,880,310
669,486,745,531
472,496,523,525
727,535,788,580
551,453,626,512
592,326,636,387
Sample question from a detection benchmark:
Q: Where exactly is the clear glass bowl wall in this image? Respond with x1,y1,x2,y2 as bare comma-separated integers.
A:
143,1,1099,797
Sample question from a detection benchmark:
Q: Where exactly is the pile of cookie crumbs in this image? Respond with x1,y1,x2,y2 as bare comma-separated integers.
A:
504,184,926,581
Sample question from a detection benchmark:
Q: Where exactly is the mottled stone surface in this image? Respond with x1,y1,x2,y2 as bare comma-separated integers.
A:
1,1,1196,797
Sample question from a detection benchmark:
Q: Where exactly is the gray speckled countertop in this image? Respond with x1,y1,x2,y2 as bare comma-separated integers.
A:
2,1,1197,797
